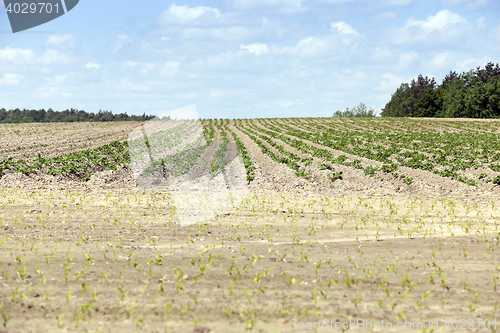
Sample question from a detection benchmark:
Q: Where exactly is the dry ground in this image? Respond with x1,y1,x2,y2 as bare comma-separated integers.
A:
0,120,499,333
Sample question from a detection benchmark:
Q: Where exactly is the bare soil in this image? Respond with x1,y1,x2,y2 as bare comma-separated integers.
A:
0,122,143,162
0,120,499,333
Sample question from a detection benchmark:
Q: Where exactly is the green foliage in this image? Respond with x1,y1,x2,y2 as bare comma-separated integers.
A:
0,141,129,180
318,163,334,170
381,83,414,117
333,103,376,118
383,62,500,119
235,120,311,180
403,177,414,185
363,165,378,176
209,142,229,179
0,108,156,123
219,121,256,182
414,87,444,118
328,172,343,181
441,73,500,119
493,176,500,185
440,73,468,118
380,163,398,173
250,118,490,186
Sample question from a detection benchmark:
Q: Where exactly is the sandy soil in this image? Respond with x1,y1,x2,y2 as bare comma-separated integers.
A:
0,120,499,333
0,122,143,162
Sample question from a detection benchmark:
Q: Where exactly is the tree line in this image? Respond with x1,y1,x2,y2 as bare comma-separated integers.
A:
0,108,157,123
381,62,500,118
333,102,376,117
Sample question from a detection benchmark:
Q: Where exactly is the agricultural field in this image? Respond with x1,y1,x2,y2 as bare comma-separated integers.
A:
0,118,500,333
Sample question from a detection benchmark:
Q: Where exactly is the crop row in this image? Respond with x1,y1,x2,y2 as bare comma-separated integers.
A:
2,118,499,186
128,120,198,162
0,141,129,181
218,122,255,182
233,120,314,180
257,118,500,185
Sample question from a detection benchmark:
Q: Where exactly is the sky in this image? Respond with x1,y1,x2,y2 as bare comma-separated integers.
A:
0,0,499,119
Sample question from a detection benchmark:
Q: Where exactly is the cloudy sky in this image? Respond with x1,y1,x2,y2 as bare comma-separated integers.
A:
0,0,499,119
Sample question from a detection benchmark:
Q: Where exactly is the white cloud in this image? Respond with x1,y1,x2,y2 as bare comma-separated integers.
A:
50,75,67,85
392,10,469,44
203,52,238,68
372,47,395,62
476,17,488,29
173,92,199,100
160,61,181,76
117,77,151,92
228,0,304,13
493,20,500,43
123,61,158,75
455,57,492,72
85,62,101,70
296,36,329,57
209,89,224,99
398,51,420,69
372,12,398,22
330,70,370,89
159,4,221,24
466,0,490,10
0,47,36,65
241,43,269,55
182,27,252,41
380,0,412,6
377,73,405,91
331,22,359,35
37,49,73,65
440,0,490,10
0,73,25,86
45,34,76,49
269,21,362,58
139,64,157,75
312,0,353,3
157,104,199,120
269,44,296,55
407,10,466,31
35,86,73,99
112,34,133,53
280,100,300,108
124,61,139,67
330,21,361,45
427,52,455,71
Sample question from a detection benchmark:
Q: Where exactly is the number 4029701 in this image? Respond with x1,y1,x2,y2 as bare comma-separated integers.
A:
443,319,496,330
5,2,60,14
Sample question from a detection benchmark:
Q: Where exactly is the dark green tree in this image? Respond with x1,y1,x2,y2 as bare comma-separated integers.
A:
441,70,476,118
476,62,500,83
485,76,500,118
381,83,414,117
410,74,436,105
414,86,444,117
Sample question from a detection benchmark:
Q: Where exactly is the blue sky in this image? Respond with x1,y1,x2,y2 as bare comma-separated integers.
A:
0,0,499,119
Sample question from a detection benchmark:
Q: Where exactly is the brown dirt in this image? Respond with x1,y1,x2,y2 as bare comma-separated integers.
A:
0,122,144,162
0,120,499,333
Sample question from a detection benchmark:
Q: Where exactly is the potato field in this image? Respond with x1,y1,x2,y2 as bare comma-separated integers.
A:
0,118,500,333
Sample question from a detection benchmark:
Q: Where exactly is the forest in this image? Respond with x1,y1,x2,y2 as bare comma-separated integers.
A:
0,108,156,123
381,62,500,118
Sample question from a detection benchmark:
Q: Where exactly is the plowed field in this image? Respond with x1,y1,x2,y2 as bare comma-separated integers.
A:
0,118,499,333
